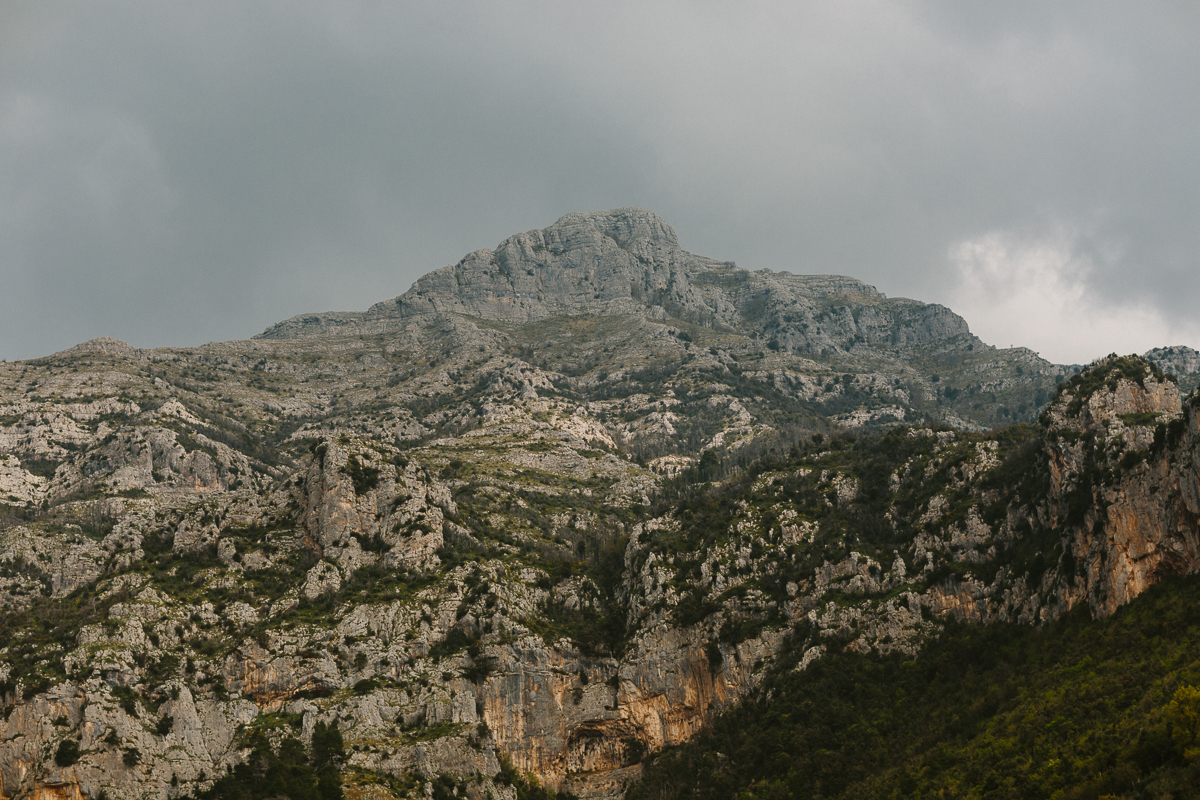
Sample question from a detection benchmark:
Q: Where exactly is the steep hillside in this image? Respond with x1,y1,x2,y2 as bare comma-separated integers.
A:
0,211,1198,800
630,573,1200,799
1146,345,1200,396
257,208,1066,431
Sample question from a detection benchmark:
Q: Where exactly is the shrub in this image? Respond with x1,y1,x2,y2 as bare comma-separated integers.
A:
54,739,80,767
343,456,380,495
112,686,139,717
1168,685,1200,762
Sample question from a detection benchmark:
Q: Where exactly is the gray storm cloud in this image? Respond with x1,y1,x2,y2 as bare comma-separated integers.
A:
2,1,1197,363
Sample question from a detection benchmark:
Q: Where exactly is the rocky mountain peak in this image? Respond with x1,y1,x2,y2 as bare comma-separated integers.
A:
358,207,712,326
1043,354,1181,432
59,337,140,357
256,209,991,382
541,207,681,255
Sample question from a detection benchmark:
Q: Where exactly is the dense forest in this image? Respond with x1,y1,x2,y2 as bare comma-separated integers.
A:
629,574,1200,799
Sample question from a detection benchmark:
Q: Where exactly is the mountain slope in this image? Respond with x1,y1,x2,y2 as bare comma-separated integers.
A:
0,211,1197,800
630,573,1200,800
257,208,1065,431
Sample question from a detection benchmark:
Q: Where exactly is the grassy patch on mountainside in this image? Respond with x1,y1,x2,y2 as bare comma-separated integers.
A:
628,573,1200,800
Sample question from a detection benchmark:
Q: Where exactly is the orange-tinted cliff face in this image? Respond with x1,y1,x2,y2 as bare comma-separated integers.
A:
1038,356,1200,618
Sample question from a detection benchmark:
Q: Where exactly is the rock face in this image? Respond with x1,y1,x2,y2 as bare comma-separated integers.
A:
298,439,447,576
255,313,368,341
384,209,695,324
0,211,1197,800
264,209,978,362
1145,344,1200,395
1145,345,1200,377
1040,357,1200,617
257,209,1067,434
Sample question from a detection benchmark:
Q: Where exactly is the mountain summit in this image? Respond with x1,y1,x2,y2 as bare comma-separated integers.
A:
259,207,972,355
257,208,1056,430
2,211,1200,799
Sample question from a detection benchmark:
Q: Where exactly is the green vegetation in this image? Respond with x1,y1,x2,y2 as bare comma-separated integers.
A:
529,528,629,657
54,739,80,767
447,476,632,656
0,577,137,693
194,720,345,800
1119,411,1163,427
343,455,381,494
630,573,1200,800
496,753,578,800
645,422,1048,611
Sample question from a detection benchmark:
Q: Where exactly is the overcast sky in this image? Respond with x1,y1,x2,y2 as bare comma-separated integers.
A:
2,1,1198,364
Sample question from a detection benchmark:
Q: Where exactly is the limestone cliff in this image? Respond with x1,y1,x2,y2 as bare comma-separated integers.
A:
256,209,1052,431
0,212,1196,800
1039,357,1200,617
266,209,980,363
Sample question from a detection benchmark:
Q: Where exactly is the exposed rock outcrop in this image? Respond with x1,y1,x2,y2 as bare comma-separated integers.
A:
1040,357,1200,617
2,209,1196,800
256,208,987,364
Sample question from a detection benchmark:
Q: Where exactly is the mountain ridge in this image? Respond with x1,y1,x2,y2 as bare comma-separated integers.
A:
0,211,1198,800
250,207,1057,434
255,207,973,353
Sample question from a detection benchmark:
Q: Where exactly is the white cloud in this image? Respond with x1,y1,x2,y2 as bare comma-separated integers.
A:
941,231,1200,365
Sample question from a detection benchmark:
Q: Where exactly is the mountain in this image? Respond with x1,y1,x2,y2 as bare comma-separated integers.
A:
258,208,1064,432
0,210,1198,800
1145,345,1200,396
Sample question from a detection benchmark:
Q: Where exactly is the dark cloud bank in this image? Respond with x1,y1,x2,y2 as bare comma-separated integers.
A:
2,1,1198,363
